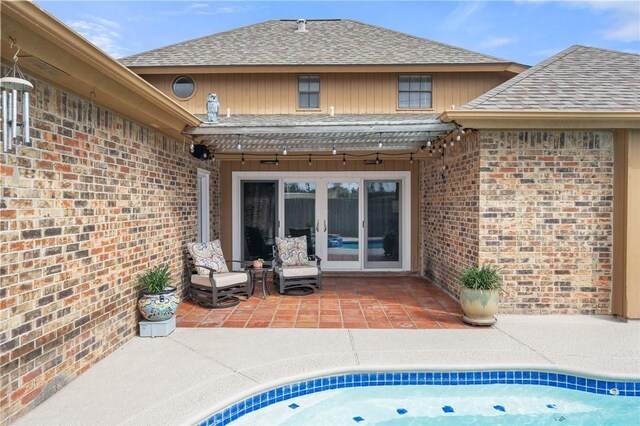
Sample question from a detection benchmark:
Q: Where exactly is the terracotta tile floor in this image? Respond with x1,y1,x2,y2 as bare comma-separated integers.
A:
177,275,473,329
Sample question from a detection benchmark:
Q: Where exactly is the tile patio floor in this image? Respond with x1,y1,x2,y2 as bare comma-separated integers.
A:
176,275,473,329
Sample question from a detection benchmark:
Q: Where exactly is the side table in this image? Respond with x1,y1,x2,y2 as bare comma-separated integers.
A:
247,264,272,299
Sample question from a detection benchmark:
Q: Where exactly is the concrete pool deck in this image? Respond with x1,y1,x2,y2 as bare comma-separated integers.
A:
16,315,640,425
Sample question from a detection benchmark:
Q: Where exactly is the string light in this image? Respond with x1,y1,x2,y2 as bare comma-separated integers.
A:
378,132,383,149
308,154,312,166
283,145,288,155
236,134,241,150
375,152,380,165
410,153,413,164
342,153,346,166
332,145,337,155
241,153,245,165
275,154,279,166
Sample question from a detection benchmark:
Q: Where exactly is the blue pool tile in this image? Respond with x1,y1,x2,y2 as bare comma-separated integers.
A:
568,376,576,385
402,372,409,382
397,408,408,415
442,405,455,413
353,416,365,423
493,405,506,412
558,374,567,383
548,373,558,382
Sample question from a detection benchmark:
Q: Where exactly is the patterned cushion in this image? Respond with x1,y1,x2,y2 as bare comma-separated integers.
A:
275,236,309,266
187,240,229,275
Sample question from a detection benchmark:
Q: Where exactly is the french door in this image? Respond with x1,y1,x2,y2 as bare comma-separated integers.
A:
234,172,410,271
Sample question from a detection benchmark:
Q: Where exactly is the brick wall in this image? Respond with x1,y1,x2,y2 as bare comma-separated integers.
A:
420,130,614,315
478,131,613,314
420,136,480,297
0,74,219,423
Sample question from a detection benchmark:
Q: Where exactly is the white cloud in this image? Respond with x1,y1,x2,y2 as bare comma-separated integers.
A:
69,18,129,58
440,1,484,30
480,36,516,48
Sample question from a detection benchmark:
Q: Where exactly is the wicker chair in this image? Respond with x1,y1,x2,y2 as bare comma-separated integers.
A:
186,251,251,309
272,243,322,295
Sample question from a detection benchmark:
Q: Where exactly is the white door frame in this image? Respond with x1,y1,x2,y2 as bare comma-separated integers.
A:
197,168,210,243
232,171,411,271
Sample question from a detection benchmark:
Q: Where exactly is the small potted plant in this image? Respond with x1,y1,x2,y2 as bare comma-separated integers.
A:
137,265,179,322
459,264,502,326
252,258,264,269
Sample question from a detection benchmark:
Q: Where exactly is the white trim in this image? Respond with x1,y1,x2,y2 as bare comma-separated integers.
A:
197,168,210,243
232,171,411,271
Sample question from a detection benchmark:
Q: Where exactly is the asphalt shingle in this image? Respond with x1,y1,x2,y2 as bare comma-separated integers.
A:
460,46,640,111
120,19,512,67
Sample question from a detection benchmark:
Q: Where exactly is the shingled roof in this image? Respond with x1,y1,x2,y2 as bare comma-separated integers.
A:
460,45,640,111
120,19,512,67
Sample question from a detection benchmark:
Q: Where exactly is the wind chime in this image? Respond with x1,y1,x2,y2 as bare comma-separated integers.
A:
1,38,33,152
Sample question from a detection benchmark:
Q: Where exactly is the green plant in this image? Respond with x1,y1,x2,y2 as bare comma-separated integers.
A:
137,265,173,293
254,258,264,264
460,264,503,290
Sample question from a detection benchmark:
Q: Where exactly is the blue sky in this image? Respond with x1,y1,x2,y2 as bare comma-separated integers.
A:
39,1,640,65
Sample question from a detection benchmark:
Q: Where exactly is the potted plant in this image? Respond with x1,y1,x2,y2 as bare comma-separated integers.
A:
137,265,179,322
252,258,264,269
459,264,502,326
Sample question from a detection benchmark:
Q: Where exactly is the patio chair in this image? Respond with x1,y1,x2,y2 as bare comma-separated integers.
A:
186,240,251,308
272,236,322,295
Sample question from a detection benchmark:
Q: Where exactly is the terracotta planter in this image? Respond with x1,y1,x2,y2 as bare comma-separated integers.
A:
138,287,179,321
460,287,498,326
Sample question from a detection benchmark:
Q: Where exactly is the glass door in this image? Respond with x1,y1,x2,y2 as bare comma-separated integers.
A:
322,181,362,270
364,181,402,269
241,181,277,262
283,181,316,256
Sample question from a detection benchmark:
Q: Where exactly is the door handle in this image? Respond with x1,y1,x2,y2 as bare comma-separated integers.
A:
324,219,327,232
316,220,319,232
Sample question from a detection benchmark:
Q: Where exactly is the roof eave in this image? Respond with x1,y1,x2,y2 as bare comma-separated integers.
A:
1,2,200,140
440,110,640,130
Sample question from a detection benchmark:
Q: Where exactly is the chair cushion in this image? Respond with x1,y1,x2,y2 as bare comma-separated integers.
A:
276,265,319,278
187,240,229,275
191,272,247,289
275,236,309,266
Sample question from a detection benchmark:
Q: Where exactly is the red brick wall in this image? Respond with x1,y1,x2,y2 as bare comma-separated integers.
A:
0,75,219,423
420,130,614,314
478,131,613,314
420,136,480,298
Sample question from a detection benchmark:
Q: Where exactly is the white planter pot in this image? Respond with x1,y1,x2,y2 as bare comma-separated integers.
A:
460,287,498,326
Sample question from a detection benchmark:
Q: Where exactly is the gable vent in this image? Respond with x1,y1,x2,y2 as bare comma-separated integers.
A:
296,19,307,33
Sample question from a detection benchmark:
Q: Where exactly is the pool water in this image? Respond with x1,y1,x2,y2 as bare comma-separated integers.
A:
233,384,640,425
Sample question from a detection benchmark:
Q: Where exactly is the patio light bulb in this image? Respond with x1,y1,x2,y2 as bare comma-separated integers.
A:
275,154,279,166
236,134,241,150
190,142,194,153
460,128,466,135
342,153,346,166
241,153,245,165
456,134,461,142
375,153,380,165
410,153,413,164
283,145,288,155
427,140,432,147
378,140,383,149
450,140,454,147
308,154,312,166
332,145,337,155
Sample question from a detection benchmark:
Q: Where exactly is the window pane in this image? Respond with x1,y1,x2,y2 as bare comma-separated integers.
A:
309,93,319,108
409,92,420,106
398,92,409,107
309,81,320,92
299,93,309,108
410,80,421,91
421,78,432,91
299,80,309,92
173,76,195,98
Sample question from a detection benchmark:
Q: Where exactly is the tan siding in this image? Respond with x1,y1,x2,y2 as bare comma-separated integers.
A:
144,72,511,115
219,159,420,271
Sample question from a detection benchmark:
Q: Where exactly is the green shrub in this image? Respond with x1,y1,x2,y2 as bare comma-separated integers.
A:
460,264,503,290
137,265,173,294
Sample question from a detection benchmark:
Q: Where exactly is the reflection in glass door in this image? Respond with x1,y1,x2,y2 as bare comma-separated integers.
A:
284,182,316,256
241,181,277,262
325,182,361,269
365,181,401,268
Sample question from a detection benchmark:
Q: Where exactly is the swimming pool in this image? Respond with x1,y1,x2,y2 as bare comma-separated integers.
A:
198,370,640,425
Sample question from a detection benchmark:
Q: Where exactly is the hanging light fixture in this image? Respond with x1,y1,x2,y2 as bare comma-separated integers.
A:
375,152,380,165
308,154,312,166
236,134,241,150
283,145,288,155
1,38,33,152
332,145,337,155
241,153,245,165
342,153,346,166
378,132,383,149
